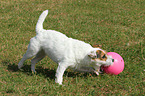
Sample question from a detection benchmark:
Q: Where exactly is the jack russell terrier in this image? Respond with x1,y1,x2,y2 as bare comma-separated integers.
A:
18,10,114,85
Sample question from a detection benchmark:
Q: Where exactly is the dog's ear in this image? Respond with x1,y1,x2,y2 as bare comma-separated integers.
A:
93,44,102,48
96,50,107,61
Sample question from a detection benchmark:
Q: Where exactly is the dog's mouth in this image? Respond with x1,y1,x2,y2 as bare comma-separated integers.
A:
102,58,114,66
92,56,114,66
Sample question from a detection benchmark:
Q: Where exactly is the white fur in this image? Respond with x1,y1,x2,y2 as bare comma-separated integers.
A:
18,10,113,85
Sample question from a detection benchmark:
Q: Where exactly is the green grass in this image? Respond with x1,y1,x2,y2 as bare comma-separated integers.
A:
0,0,145,95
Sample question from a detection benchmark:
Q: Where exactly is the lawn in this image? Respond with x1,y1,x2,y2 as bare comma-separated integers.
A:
0,0,145,95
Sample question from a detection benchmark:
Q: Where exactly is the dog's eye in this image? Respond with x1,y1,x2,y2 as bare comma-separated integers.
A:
112,59,114,62
102,55,106,59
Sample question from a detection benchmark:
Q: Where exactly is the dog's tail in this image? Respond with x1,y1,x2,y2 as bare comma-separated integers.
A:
36,10,48,34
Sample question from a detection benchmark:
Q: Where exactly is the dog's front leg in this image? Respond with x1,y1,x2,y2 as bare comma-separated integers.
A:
93,65,101,75
77,67,95,73
55,64,67,85
78,67,99,75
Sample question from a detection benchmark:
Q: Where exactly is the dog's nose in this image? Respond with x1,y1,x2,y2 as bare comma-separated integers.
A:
112,59,114,62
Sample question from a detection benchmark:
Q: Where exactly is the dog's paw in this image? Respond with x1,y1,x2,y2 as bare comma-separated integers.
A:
55,83,65,86
94,71,99,75
18,65,23,70
32,70,37,75
18,68,23,72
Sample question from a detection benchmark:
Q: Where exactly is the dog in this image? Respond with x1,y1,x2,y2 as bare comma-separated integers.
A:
18,10,114,85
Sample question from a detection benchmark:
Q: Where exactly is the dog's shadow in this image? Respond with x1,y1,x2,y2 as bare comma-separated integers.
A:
6,63,56,79
3,60,94,80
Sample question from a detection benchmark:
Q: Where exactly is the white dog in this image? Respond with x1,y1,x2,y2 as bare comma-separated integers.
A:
18,10,114,85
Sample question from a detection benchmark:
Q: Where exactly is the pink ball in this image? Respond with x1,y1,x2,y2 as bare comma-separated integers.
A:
102,52,124,75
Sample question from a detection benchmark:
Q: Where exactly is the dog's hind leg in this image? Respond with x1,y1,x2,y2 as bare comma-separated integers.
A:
31,50,46,72
18,38,40,69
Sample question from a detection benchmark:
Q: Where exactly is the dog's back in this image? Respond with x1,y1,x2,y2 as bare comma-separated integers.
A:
37,29,92,66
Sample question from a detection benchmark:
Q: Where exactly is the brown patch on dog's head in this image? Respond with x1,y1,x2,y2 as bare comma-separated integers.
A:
88,49,108,61
96,50,107,61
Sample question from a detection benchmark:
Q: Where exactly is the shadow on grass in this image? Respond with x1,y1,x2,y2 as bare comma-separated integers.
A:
2,60,97,80
6,63,56,79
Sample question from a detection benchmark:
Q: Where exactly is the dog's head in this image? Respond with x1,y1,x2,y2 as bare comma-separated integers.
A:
88,48,114,66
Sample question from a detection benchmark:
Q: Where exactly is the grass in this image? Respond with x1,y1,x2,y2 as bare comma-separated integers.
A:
0,0,145,95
